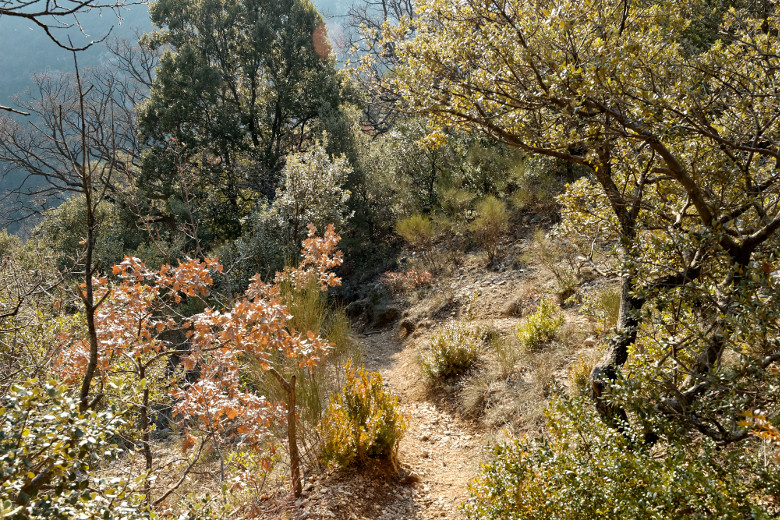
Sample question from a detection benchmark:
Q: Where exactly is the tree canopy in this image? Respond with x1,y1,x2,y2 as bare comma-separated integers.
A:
137,0,344,242
386,0,780,442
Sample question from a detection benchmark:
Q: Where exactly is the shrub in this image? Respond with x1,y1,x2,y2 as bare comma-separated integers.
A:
464,397,771,520
319,363,407,468
470,196,509,262
525,230,579,298
440,187,477,219
396,214,435,251
516,296,563,352
228,141,353,284
421,321,483,380
567,350,602,396
273,140,354,247
381,269,434,294
0,381,149,520
581,286,621,331
396,214,438,269
509,155,572,211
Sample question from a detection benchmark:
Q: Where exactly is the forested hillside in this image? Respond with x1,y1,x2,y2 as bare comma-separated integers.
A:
0,0,779,518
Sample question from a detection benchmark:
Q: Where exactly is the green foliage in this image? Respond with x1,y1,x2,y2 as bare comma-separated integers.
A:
421,321,482,380
0,230,20,259
388,0,780,447
395,213,442,269
361,121,520,221
0,381,149,519
516,297,563,352
271,140,354,246
319,363,407,467
439,187,477,220
366,119,454,215
138,0,343,242
464,397,771,519
224,141,353,285
510,156,577,211
30,195,140,272
396,213,435,250
0,242,74,390
470,196,509,262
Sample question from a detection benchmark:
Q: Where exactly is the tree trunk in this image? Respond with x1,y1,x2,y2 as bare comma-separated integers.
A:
140,366,153,504
287,375,302,498
590,272,644,429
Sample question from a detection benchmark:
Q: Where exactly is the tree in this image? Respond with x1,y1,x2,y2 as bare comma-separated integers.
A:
271,140,353,247
173,224,342,498
0,50,151,430
0,0,134,49
54,255,221,504
0,0,142,116
345,0,416,135
137,0,343,242
385,0,780,443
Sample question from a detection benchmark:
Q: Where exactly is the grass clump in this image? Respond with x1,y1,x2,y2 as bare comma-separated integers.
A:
319,362,407,468
470,196,509,263
396,214,435,250
516,296,563,352
421,321,483,380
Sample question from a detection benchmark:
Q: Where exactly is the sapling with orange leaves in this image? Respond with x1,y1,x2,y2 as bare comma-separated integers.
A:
56,255,221,503
173,224,343,498
54,224,342,501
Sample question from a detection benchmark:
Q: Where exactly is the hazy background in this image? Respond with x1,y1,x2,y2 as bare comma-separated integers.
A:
0,0,353,233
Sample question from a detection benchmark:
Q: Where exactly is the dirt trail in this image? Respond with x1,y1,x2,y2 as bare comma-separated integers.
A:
296,329,485,520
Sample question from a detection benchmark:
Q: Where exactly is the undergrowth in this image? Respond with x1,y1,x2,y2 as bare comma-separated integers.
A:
318,363,407,468
420,321,483,380
516,296,563,352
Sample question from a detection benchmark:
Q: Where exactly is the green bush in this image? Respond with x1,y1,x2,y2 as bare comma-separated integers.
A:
319,363,407,467
464,397,771,520
470,196,509,262
0,381,149,520
509,155,572,211
396,214,439,269
421,321,483,380
567,350,601,397
396,214,435,251
516,296,563,352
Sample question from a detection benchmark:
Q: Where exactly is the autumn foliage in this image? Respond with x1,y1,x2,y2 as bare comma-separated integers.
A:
174,224,341,455
53,223,343,497
55,256,220,385
381,269,433,294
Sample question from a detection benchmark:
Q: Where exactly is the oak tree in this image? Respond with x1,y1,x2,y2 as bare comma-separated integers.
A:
385,0,780,442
